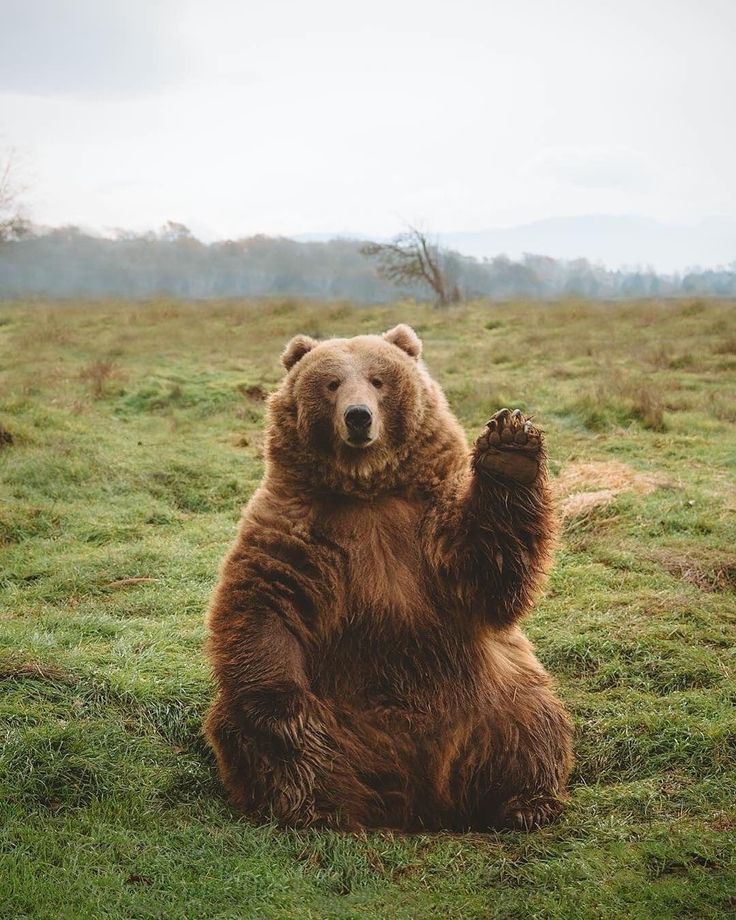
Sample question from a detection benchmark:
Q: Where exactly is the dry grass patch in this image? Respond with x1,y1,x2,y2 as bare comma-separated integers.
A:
238,383,268,402
557,488,618,521
105,577,158,589
653,549,736,593
0,660,76,685
553,460,660,521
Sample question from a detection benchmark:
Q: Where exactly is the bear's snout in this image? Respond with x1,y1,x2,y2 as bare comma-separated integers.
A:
344,404,373,441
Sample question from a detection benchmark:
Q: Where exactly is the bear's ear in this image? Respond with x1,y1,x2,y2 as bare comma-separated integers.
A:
383,324,422,360
281,334,318,370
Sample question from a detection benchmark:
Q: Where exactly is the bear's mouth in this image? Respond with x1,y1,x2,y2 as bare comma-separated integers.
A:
345,433,374,448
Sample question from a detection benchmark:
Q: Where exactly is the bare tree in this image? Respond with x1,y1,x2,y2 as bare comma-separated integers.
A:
0,147,30,242
361,225,461,306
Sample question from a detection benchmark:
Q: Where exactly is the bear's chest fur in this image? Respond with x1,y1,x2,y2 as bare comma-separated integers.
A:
316,495,430,625
311,494,471,711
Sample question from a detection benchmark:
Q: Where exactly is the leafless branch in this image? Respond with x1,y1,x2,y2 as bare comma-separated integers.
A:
360,225,460,306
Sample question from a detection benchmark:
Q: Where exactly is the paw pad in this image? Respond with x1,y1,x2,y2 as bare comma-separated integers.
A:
474,409,543,484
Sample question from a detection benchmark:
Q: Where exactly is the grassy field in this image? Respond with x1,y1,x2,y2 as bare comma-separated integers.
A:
1,296,735,919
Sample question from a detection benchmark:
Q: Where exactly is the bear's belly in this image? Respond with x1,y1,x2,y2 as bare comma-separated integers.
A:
311,615,481,723
311,620,547,736
310,495,513,728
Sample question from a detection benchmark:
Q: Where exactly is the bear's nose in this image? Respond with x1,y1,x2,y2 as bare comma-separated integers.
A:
344,404,372,432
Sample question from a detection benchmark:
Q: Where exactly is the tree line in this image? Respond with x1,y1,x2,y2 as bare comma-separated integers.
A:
1,222,735,302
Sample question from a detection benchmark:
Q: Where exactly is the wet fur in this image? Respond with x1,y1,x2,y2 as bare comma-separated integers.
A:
204,326,573,831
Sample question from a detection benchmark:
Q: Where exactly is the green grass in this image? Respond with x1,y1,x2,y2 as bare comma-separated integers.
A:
1,297,735,919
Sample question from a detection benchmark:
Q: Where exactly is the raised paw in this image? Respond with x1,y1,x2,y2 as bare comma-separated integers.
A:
473,408,544,485
500,795,562,832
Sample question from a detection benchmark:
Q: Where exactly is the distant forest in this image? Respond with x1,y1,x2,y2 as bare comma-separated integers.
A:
1,223,735,301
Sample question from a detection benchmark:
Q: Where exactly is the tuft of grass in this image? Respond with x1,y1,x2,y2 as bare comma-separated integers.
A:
629,382,666,431
79,359,124,399
712,335,736,356
566,373,667,432
0,421,14,448
1,296,735,919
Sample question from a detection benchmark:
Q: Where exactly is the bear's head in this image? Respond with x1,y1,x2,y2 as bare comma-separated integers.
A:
267,324,459,495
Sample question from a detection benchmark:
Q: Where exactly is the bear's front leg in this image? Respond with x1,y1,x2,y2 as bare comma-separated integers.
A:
428,408,556,627
205,605,325,822
469,407,555,626
204,553,378,829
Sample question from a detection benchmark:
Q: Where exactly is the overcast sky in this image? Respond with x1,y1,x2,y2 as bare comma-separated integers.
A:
1,0,735,245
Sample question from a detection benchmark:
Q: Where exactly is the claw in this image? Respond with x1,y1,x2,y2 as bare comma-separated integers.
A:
478,406,543,474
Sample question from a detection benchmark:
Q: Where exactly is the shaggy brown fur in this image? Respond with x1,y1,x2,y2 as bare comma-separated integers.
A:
204,324,573,831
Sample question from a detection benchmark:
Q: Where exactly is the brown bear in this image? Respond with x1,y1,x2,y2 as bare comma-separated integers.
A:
204,324,573,831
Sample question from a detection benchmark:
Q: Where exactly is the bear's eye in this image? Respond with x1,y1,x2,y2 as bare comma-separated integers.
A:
371,377,383,389
327,380,340,392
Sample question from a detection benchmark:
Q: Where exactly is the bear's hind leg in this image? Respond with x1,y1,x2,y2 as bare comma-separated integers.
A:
465,685,573,832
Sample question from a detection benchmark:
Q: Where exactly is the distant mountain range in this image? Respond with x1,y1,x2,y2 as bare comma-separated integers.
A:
295,215,736,274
